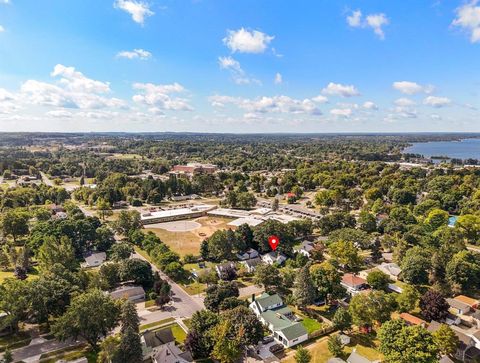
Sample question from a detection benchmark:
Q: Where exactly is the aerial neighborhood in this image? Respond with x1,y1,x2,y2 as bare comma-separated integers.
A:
1,133,480,363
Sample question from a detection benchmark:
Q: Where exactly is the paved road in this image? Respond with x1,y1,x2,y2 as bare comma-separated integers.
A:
132,252,205,325
4,337,81,363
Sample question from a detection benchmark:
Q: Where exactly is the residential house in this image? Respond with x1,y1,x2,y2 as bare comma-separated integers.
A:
454,295,479,310
215,262,236,278
341,274,368,295
261,252,287,265
447,298,472,316
347,349,374,363
399,313,427,327
237,248,259,261
377,262,402,281
141,327,192,363
428,321,480,362
241,257,262,273
249,293,308,348
110,285,145,302
83,252,107,268
294,241,315,258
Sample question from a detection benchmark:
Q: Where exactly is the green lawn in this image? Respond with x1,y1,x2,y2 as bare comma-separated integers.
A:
182,281,207,295
301,317,324,334
140,317,175,331
170,323,187,344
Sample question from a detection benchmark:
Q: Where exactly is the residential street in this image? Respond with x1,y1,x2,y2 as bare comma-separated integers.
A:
132,251,205,323
6,337,82,363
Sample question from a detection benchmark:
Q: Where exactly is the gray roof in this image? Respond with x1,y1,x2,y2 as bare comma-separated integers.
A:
447,298,470,311
347,350,373,363
255,293,283,311
143,328,175,348
110,285,145,300
439,356,454,363
243,257,262,267
153,342,193,363
279,322,308,340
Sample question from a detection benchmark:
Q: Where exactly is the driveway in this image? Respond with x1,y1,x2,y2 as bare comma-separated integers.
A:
4,337,81,363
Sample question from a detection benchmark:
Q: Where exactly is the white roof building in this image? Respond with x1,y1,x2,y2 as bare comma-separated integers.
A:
83,252,107,268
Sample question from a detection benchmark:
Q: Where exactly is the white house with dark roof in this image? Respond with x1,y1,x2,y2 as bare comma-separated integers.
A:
294,241,315,258
236,248,259,261
241,257,262,273
377,262,401,281
261,252,287,265
249,293,308,348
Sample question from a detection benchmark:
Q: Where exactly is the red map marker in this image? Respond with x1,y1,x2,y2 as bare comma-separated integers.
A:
268,235,280,251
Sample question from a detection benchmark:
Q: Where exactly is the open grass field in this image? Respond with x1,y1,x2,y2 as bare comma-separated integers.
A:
144,216,234,256
0,267,39,284
283,333,383,363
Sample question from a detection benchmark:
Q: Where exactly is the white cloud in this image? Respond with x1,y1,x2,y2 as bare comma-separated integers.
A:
347,10,362,27
346,10,389,39
113,0,154,25
132,82,193,111
209,94,322,116
392,81,434,95
330,108,352,117
363,101,378,110
223,28,274,53
0,88,14,101
394,97,416,106
0,25,4,33
46,110,74,118
51,64,110,93
117,48,152,60
274,73,283,85
423,96,452,108
452,0,480,43
218,56,260,85
312,95,328,104
321,82,360,97
0,0,10,4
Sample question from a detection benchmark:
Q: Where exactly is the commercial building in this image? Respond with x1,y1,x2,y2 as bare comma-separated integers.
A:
140,204,216,225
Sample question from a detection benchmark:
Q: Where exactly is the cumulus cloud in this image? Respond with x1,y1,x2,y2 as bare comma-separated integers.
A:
218,56,260,85
51,64,110,93
394,98,416,106
423,96,452,108
312,95,328,104
132,82,193,111
321,82,360,97
346,9,389,39
223,28,274,53
392,81,434,95
330,108,353,117
452,0,480,43
274,73,283,85
363,101,378,110
209,94,322,116
116,48,152,60
114,0,154,25
0,25,4,32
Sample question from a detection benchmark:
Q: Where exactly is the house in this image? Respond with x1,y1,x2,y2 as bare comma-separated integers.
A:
339,334,351,346
141,327,192,363
110,285,145,302
215,262,236,278
428,321,479,362
241,257,262,273
261,252,287,265
237,248,259,261
341,274,367,295
83,252,107,268
447,298,472,316
377,262,402,281
294,241,315,258
454,295,479,310
347,349,374,363
399,313,427,327
249,293,308,348
113,201,128,209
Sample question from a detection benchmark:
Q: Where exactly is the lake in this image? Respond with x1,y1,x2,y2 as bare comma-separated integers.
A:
403,138,480,160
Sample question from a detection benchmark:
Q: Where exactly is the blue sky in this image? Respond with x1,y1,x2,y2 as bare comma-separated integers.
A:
0,0,479,133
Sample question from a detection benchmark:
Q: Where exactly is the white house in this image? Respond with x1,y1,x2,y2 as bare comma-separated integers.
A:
241,257,262,273
83,252,106,268
249,293,308,348
294,241,315,258
261,252,287,265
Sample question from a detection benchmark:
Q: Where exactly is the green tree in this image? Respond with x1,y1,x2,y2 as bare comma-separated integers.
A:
51,289,120,351
456,214,480,244
221,306,263,346
400,246,432,285
378,320,439,363
116,301,142,363
211,319,243,363
96,198,113,221
349,290,396,328
0,278,30,332
0,209,30,242
109,242,134,262
254,263,282,291
293,265,317,308
366,270,390,291
310,261,344,302
425,209,449,231
445,250,480,293
432,324,459,357
327,334,343,357
294,346,312,363
37,236,77,272
419,290,449,322
328,240,362,271
332,307,352,332
359,211,377,233
396,285,420,313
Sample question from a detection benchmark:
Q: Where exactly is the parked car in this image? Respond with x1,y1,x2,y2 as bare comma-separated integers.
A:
269,344,284,353
262,336,274,344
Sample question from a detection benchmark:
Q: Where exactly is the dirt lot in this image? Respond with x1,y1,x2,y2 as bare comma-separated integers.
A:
144,216,234,256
